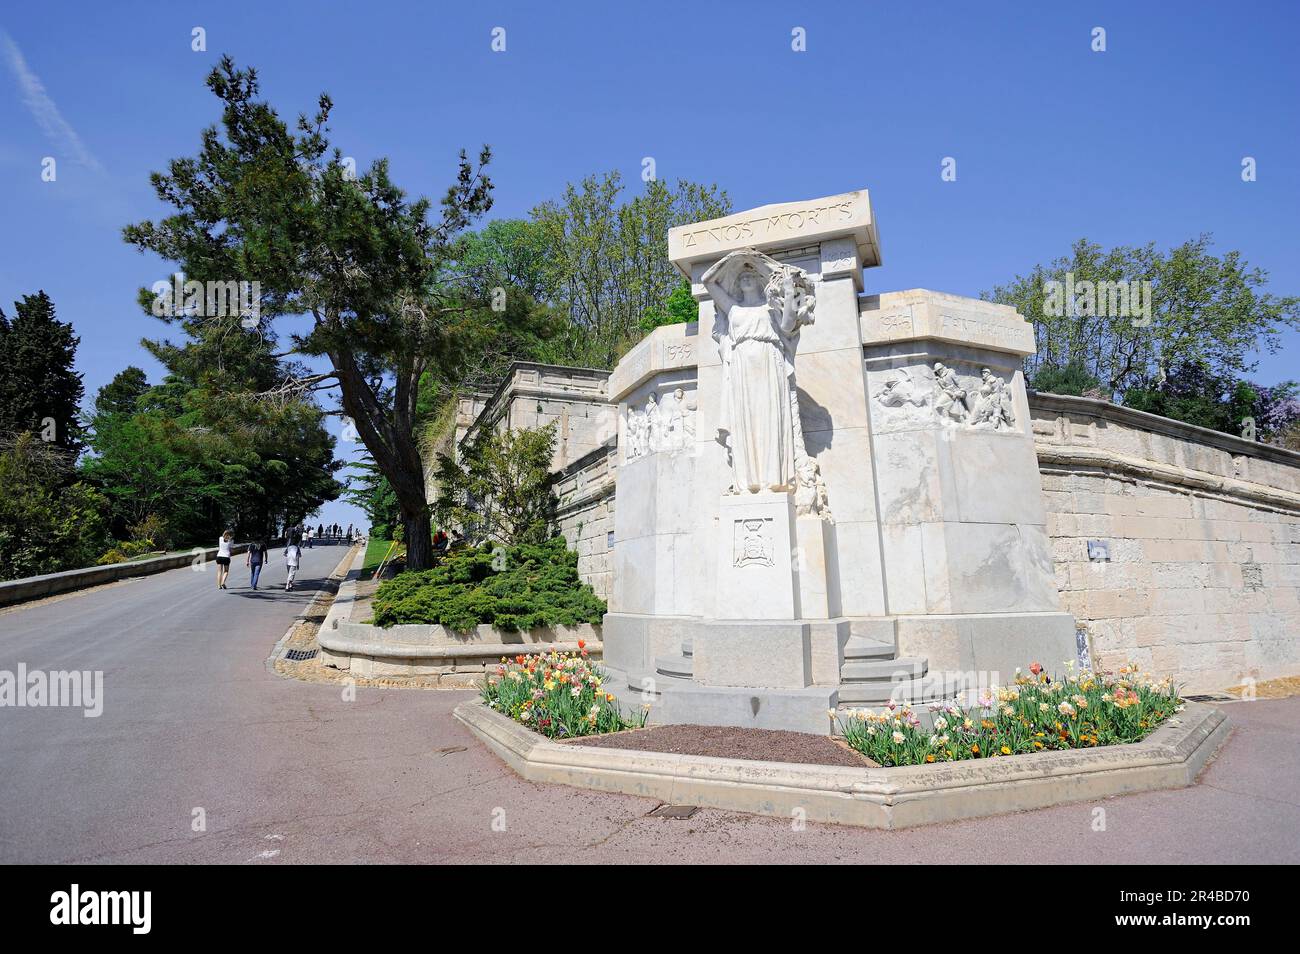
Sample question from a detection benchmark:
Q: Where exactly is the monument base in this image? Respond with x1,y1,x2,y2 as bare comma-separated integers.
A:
694,620,813,688
606,668,838,736
894,611,1079,685
601,610,1083,734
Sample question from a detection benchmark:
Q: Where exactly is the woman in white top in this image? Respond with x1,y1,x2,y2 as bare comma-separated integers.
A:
284,540,301,591
215,530,234,590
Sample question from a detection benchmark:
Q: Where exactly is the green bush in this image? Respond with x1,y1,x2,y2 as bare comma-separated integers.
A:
371,536,606,631
95,539,157,565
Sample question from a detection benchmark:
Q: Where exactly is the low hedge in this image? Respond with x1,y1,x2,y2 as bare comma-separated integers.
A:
371,536,606,631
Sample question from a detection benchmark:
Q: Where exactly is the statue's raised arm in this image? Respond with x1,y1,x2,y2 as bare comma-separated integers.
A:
700,251,747,315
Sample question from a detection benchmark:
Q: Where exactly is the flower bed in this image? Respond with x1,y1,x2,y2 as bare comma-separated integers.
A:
481,645,647,739
836,663,1183,767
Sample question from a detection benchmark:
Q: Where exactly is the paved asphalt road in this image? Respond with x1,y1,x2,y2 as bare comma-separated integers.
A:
1,545,1297,864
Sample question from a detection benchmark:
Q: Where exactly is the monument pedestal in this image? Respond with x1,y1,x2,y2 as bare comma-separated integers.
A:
713,491,799,620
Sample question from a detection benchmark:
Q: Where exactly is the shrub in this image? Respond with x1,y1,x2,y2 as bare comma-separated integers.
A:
836,662,1182,767
481,647,646,738
95,539,156,565
371,536,606,630
128,512,168,549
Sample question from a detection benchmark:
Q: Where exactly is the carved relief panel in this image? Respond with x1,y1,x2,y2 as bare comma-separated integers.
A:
869,363,1019,433
624,386,698,462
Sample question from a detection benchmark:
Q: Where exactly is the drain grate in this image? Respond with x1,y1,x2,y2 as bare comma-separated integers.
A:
284,648,318,661
648,804,698,819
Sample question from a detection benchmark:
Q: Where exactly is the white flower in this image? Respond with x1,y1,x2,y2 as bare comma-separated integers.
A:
934,717,948,731
892,731,905,744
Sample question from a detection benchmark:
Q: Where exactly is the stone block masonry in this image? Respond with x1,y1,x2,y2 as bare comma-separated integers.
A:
1032,392,1300,693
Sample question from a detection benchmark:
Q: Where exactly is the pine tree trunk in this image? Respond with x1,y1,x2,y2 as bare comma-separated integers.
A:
402,507,434,571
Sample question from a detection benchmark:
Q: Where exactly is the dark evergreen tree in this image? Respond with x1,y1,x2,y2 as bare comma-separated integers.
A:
0,291,85,453
94,366,150,417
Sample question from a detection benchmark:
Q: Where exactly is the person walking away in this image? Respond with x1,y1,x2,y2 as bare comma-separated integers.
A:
215,530,234,590
246,537,268,589
305,525,313,549
284,540,301,591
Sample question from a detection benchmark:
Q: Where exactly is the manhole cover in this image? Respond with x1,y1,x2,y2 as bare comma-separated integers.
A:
648,804,698,819
284,648,318,661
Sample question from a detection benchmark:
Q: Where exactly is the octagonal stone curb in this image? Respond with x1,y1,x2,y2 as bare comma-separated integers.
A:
453,700,1231,829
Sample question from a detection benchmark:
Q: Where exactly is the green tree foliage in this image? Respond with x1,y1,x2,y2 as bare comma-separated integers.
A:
122,57,494,570
370,536,605,631
1028,359,1103,396
83,378,342,545
985,236,1300,399
0,434,109,581
436,219,569,390
529,172,728,367
1120,361,1298,440
640,279,699,333
343,455,401,539
432,423,557,546
94,366,150,418
0,291,85,453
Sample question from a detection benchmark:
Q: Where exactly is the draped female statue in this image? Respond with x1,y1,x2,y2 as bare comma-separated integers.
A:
701,249,816,494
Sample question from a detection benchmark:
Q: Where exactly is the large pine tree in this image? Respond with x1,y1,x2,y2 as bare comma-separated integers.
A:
123,58,493,570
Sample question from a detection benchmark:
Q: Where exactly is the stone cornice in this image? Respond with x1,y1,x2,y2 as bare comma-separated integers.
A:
1029,390,1300,468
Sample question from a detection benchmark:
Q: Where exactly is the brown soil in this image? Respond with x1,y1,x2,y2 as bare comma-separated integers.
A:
566,723,875,767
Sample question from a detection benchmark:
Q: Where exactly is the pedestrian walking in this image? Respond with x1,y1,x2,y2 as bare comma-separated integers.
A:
284,540,301,591
246,537,268,590
305,525,313,549
215,530,234,590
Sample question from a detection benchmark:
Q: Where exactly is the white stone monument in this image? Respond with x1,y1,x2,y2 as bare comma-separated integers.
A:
602,190,1077,733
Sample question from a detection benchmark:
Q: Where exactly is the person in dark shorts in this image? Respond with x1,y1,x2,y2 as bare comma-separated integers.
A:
215,530,234,590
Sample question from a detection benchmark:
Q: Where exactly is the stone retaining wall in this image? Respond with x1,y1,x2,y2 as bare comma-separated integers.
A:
318,617,603,687
1031,392,1300,693
554,442,617,600
0,543,256,607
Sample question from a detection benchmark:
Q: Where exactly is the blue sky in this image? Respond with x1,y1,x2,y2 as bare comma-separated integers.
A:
2,1,1297,530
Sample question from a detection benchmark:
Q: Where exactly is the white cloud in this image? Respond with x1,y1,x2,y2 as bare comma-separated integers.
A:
1,29,104,173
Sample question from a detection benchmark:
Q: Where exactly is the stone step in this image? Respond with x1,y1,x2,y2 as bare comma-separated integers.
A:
654,653,694,679
841,636,899,661
837,671,964,705
840,656,927,682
